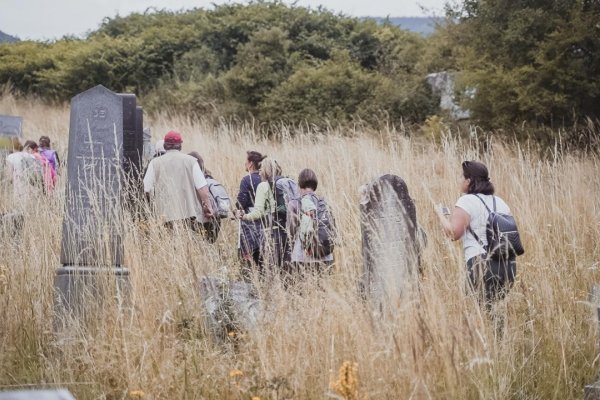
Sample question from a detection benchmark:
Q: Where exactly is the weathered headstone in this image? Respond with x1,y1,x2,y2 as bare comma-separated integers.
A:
0,389,75,400
359,174,420,312
426,71,471,120
0,115,23,137
199,276,263,341
56,85,128,317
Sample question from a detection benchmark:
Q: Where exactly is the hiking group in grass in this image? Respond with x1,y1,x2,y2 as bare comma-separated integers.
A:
3,129,525,306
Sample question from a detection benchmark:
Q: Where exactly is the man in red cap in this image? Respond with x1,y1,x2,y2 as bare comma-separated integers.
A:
143,131,213,226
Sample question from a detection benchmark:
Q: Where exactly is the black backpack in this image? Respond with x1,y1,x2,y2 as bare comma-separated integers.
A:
469,195,525,260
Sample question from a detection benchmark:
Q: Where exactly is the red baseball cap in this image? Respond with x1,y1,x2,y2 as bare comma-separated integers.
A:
164,131,183,144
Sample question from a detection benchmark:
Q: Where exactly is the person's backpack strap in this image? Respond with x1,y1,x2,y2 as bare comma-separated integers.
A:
468,194,489,249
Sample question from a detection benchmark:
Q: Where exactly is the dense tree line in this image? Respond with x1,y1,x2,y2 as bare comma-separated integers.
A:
0,1,598,132
0,3,436,128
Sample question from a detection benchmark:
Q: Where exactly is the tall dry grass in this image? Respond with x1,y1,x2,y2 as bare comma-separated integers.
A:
1,94,599,399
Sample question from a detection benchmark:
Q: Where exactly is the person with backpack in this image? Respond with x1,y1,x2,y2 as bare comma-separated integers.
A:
143,131,214,229
27,140,56,193
436,160,524,304
38,136,60,174
238,158,292,271
286,168,335,277
236,151,266,272
188,151,231,242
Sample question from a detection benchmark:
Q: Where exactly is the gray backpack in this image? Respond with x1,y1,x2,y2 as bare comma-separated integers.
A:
206,178,231,219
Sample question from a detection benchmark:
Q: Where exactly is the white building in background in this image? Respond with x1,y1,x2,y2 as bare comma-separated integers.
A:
426,71,472,120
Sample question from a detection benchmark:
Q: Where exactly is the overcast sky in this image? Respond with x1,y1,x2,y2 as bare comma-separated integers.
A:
1,0,447,41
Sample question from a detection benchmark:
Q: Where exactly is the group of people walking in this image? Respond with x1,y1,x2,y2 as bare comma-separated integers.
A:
3,136,59,208
143,131,336,281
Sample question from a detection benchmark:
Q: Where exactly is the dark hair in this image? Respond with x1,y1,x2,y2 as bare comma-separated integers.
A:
462,160,495,195
247,150,266,170
39,136,51,148
298,168,318,190
188,151,212,178
24,140,38,151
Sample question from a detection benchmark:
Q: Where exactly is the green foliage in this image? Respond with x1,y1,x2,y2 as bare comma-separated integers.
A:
0,2,437,128
442,0,600,128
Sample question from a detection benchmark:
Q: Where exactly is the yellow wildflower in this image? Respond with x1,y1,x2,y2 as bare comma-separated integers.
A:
228,331,236,337
128,389,145,398
229,369,243,378
330,361,359,400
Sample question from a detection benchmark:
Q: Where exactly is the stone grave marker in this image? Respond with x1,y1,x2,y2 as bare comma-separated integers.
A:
142,128,152,166
135,106,143,170
0,115,22,167
359,174,420,312
119,94,139,179
56,85,129,317
199,276,263,342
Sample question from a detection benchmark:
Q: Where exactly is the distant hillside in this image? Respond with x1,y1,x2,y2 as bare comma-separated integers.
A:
364,17,440,35
0,30,18,43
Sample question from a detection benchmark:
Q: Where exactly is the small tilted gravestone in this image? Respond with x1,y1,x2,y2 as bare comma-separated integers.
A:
199,277,263,342
55,85,129,321
0,389,75,400
359,174,421,313
584,285,600,400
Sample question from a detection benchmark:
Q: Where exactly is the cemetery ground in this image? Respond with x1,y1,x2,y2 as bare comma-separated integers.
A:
0,93,599,400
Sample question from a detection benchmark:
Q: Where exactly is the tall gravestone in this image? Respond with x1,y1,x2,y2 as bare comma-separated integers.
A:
55,85,128,316
359,174,420,312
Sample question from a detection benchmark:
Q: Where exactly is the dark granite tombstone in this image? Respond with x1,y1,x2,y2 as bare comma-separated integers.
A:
55,85,128,316
0,115,23,137
0,389,75,400
135,106,143,170
119,94,139,178
359,174,420,311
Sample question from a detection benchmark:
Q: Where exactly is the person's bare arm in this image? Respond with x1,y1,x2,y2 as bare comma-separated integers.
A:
196,186,214,218
436,205,470,241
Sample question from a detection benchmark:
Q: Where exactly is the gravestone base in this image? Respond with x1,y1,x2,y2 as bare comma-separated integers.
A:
54,266,130,327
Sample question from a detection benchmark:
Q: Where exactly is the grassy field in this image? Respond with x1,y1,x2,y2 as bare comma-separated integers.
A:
1,93,599,399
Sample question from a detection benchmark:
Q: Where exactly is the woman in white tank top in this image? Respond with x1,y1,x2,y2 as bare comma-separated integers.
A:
436,161,516,304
